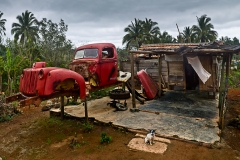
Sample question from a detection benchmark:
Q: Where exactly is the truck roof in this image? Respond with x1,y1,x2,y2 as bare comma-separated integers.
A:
75,43,116,50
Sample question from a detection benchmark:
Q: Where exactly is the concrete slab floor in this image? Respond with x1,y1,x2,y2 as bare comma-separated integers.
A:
51,90,220,144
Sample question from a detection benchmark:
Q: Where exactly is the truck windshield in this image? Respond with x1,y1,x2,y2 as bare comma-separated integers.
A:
74,49,98,59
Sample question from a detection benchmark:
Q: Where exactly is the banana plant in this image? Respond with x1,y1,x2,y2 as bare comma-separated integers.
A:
4,48,25,95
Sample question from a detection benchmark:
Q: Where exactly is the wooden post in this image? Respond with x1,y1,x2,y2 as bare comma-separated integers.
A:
211,56,216,93
84,97,88,123
221,53,230,130
60,96,64,120
158,54,162,97
131,52,136,108
218,55,226,123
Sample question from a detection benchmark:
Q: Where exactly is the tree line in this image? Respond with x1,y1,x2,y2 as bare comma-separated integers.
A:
0,11,239,95
0,10,73,95
122,15,239,49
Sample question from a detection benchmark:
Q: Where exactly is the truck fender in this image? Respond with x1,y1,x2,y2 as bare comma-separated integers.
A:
44,68,86,99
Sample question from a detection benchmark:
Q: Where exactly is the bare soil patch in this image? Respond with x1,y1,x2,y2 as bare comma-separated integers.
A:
0,89,240,160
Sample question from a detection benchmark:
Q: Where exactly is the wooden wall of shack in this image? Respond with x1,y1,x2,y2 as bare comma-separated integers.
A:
120,57,168,88
120,54,220,93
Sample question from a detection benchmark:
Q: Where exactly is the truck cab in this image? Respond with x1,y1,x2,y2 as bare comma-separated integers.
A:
69,43,118,88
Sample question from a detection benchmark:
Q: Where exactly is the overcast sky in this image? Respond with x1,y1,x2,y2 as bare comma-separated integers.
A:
1,0,240,48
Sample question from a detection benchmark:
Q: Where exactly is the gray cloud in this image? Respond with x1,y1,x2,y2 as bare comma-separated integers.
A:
1,0,240,48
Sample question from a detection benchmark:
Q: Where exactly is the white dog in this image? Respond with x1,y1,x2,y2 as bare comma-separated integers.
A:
144,129,156,145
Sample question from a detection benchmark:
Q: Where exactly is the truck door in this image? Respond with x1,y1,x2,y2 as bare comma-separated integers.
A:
99,47,118,86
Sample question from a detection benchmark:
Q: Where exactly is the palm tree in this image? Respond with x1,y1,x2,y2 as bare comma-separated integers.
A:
159,31,176,43
11,10,39,44
192,14,218,42
142,18,160,44
182,26,196,43
122,18,143,49
0,11,6,43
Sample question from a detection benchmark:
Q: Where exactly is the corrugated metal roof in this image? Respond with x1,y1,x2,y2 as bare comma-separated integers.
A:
131,42,240,55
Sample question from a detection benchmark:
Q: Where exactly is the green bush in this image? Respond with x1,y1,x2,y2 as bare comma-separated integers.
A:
229,70,240,88
100,132,112,144
89,86,115,100
83,122,93,132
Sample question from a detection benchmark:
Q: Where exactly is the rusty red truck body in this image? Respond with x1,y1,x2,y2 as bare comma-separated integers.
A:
69,43,118,88
6,43,120,107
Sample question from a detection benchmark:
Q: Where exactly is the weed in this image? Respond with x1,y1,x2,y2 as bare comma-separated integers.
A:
47,138,52,145
100,132,112,144
55,133,66,142
69,138,88,149
89,86,115,100
0,115,12,122
85,148,94,154
83,122,93,132
1,156,6,160
66,100,80,106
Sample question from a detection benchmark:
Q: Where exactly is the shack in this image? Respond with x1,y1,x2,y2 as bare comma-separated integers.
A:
121,41,240,129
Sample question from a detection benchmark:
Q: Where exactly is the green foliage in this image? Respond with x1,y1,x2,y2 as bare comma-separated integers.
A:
192,14,218,42
0,11,6,43
89,86,115,100
69,138,87,149
46,138,52,145
83,122,93,132
66,100,80,105
159,31,176,43
1,156,6,160
100,132,112,144
38,18,74,67
117,47,129,61
219,36,240,45
229,70,240,88
11,10,39,44
0,115,12,122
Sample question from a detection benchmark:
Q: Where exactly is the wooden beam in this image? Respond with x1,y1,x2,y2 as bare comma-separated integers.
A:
220,53,230,130
218,55,226,124
84,97,88,123
130,52,136,108
60,96,64,120
158,54,162,97
211,56,216,93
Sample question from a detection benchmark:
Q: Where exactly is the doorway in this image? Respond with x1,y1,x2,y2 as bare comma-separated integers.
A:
184,56,199,90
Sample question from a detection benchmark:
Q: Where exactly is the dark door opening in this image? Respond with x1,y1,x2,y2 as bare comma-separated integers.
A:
184,56,199,90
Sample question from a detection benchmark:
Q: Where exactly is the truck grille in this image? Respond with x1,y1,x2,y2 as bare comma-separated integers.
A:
71,64,89,78
20,69,40,95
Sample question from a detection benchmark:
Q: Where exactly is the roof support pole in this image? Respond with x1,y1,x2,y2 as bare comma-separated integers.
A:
158,54,162,97
130,52,136,108
218,55,226,127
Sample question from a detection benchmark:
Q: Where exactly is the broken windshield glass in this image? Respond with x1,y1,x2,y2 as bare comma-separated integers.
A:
74,49,98,59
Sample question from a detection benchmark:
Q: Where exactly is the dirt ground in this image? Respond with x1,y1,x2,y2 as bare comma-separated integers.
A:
0,89,240,160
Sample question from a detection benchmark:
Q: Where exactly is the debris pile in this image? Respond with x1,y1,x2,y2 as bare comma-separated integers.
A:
0,96,19,122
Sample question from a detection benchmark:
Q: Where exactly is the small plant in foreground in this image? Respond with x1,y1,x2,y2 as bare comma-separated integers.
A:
100,132,112,144
83,122,93,132
46,138,52,145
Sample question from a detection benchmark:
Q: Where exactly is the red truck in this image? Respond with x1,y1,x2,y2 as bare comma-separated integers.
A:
6,43,126,107
6,42,158,108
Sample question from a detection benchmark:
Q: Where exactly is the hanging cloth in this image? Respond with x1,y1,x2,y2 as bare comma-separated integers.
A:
187,56,211,84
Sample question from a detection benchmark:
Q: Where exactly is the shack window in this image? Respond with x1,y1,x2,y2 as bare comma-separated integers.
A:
74,49,98,59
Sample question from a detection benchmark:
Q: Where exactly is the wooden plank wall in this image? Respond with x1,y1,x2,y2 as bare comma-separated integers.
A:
120,55,219,91
120,57,168,87
198,56,214,91
168,61,184,89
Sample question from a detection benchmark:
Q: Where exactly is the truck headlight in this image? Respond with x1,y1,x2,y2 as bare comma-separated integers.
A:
39,69,44,79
